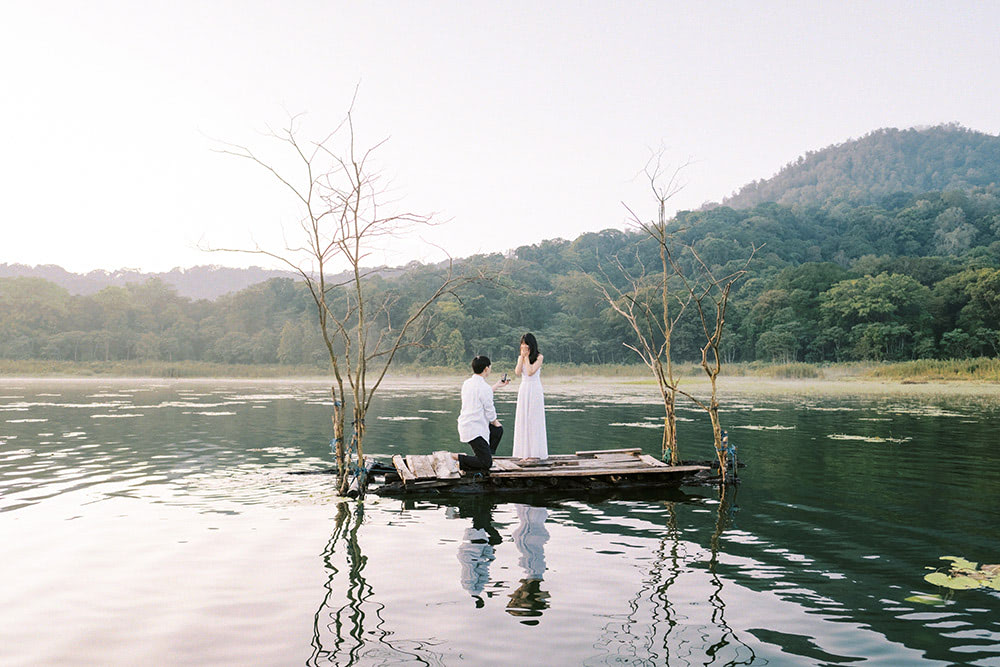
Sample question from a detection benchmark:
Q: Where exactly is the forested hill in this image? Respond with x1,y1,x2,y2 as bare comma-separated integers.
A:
717,124,1000,210
4,185,1000,367
0,264,298,300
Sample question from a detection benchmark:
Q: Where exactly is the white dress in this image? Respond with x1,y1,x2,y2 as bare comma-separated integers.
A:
513,367,548,460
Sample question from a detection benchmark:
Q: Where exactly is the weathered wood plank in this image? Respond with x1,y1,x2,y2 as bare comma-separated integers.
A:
392,454,416,482
591,454,642,463
560,457,640,468
575,447,643,457
431,450,461,479
515,458,552,467
406,454,437,479
491,457,651,473
493,455,575,463
490,465,709,479
638,454,669,467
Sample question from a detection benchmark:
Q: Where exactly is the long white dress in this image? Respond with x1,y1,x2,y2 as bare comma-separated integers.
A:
513,367,548,460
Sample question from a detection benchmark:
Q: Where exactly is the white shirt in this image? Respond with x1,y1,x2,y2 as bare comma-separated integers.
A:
457,374,496,442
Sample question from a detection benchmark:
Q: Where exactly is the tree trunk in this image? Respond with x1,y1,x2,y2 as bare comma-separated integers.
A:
663,397,678,465
332,386,347,494
708,376,726,479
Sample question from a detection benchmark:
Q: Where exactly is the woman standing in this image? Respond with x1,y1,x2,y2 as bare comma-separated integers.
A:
513,333,548,462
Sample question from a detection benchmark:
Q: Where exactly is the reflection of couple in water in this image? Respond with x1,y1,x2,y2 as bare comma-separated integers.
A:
454,501,551,620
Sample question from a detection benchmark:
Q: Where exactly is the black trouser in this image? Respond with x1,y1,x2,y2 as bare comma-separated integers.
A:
459,423,503,471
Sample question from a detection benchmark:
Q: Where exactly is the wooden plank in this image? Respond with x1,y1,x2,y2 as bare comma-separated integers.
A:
490,464,709,479
591,454,642,463
491,459,523,472
575,447,643,457
638,454,669,467
392,454,416,482
406,454,437,479
492,455,575,463
564,457,641,468
431,451,461,479
515,458,553,467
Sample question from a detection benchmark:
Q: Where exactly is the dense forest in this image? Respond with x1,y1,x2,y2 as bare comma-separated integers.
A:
3,184,1000,367
4,124,1000,368
718,124,1000,209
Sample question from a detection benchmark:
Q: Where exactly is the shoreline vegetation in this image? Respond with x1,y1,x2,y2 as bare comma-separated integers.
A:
2,358,999,383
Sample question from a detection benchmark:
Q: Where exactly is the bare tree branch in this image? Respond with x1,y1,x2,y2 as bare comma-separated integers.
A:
208,103,469,495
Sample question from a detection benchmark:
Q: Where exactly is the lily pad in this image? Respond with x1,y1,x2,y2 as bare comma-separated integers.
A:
940,556,978,571
925,572,955,587
924,572,981,590
947,576,984,590
924,557,1000,592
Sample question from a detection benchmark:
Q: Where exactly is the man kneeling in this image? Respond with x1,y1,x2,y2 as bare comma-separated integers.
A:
455,355,510,471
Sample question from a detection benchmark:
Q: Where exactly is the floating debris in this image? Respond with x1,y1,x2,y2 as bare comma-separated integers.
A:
827,434,911,444
222,393,301,401
904,593,948,605
887,406,965,418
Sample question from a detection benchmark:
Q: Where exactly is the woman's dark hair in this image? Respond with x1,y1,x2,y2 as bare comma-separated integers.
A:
472,355,491,374
520,333,539,364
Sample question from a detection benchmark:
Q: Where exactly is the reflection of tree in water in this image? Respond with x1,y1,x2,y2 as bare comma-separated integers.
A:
703,487,756,666
589,490,757,666
505,504,551,623
308,501,446,666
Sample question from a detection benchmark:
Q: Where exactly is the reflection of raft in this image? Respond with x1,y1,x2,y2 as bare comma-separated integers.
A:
371,448,712,496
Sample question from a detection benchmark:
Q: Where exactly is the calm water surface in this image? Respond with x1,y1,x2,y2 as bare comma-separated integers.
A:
2,377,999,666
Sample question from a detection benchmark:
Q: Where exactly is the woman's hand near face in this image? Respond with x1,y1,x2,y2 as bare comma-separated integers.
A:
519,343,529,358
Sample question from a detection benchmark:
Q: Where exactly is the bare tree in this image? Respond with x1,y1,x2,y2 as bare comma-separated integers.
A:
592,153,690,464
667,243,758,479
596,152,756,476
211,105,473,494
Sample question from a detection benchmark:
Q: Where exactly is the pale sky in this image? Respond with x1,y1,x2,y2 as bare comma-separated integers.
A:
2,1,998,274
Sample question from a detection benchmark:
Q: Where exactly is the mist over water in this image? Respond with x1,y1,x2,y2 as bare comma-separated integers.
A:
2,377,999,665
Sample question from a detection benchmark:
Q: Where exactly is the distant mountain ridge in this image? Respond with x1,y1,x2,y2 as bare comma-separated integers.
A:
9,124,999,299
0,264,299,300
714,124,1000,210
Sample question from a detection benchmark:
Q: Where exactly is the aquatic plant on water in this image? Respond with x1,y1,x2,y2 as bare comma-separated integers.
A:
923,556,1000,591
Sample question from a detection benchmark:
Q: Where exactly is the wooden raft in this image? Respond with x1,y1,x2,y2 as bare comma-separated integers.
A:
379,448,710,495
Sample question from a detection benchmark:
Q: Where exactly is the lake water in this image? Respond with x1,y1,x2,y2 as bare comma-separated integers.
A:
2,376,999,666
